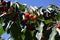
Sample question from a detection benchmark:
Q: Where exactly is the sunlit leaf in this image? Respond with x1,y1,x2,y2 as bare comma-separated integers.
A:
0,26,5,36
57,13,60,20
44,19,53,24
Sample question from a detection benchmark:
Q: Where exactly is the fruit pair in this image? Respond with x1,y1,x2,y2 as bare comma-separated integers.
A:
23,13,38,23
24,13,38,20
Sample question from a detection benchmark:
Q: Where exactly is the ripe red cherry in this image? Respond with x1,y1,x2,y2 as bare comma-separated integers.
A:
23,18,27,23
24,13,30,17
29,14,34,18
32,15,38,20
56,25,60,29
2,1,6,5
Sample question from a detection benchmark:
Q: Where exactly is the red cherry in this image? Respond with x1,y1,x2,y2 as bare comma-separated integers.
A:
26,25,35,31
3,8,8,11
26,25,31,30
41,34,44,40
2,1,6,5
0,6,3,10
8,7,14,12
32,15,38,20
29,14,34,18
24,13,30,17
56,25,60,29
23,18,27,23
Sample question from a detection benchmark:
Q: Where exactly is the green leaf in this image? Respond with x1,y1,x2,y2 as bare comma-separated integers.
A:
12,3,16,8
49,4,59,9
57,13,60,20
33,11,38,15
21,34,25,40
19,5,26,11
22,29,26,34
25,30,33,40
0,18,4,24
44,19,53,24
39,15,44,20
0,26,5,36
31,31,34,37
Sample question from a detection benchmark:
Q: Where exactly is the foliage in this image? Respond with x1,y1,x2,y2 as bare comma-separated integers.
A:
0,0,60,40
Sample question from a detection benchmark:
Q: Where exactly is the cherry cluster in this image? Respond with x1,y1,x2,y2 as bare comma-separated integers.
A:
22,13,38,31
0,0,14,14
0,1,7,12
23,13,38,23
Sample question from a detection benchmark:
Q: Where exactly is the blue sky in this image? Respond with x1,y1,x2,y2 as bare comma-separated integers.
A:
6,0,60,8
2,32,10,40
2,0,60,40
